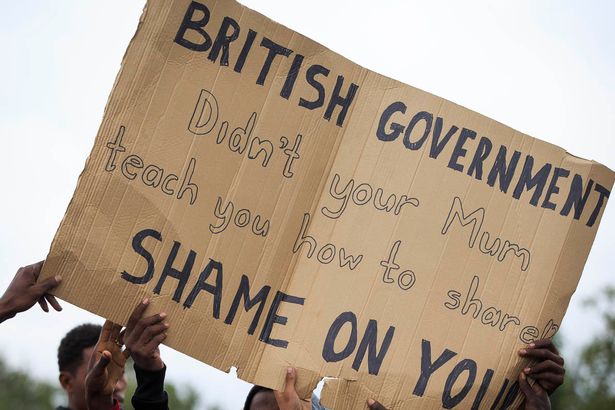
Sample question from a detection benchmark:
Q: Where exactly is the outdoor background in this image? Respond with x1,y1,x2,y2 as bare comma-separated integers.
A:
0,1,613,409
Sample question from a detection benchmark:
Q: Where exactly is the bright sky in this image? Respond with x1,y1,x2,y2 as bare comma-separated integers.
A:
0,1,613,409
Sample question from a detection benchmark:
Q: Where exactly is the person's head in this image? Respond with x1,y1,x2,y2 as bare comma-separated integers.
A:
57,323,127,410
244,385,279,410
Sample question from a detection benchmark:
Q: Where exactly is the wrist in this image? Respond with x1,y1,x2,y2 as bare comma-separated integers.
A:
87,394,115,410
0,298,16,323
134,358,165,372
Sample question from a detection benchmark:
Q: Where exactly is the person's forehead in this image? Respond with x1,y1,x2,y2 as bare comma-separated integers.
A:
250,390,279,410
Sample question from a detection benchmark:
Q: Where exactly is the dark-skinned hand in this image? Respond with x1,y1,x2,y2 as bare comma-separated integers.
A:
0,261,62,322
518,338,565,395
519,372,551,410
273,367,312,410
122,298,168,371
85,321,129,410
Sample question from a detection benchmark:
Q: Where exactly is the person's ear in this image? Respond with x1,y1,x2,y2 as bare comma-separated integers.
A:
59,371,74,392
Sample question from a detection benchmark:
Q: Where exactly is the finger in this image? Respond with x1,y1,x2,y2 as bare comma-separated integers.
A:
132,312,167,339
137,322,169,346
45,294,62,312
273,368,296,406
367,398,388,410
90,350,112,377
528,371,564,389
285,367,298,397
518,372,534,399
524,363,565,390
531,377,547,395
524,360,565,376
32,275,63,296
143,332,167,353
119,329,126,345
519,348,564,365
38,297,49,313
126,298,150,333
529,339,560,355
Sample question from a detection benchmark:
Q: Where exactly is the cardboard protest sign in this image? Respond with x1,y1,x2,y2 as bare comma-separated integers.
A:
40,0,614,408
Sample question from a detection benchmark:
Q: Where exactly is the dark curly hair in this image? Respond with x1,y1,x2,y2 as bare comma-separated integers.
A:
57,323,101,374
243,385,273,410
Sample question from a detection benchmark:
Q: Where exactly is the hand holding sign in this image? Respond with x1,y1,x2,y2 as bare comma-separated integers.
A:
123,298,168,371
518,339,565,394
273,368,312,410
518,373,551,410
0,261,62,323
269,370,397,410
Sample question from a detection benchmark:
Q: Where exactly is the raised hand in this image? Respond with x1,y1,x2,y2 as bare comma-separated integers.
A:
122,298,168,371
85,321,129,409
0,261,62,322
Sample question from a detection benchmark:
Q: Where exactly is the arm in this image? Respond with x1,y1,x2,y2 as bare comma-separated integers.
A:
132,365,169,410
0,261,62,323
123,298,169,410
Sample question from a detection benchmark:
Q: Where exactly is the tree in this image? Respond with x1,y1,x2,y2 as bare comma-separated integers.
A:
0,356,58,410
573,286,615,409
551,286,615,409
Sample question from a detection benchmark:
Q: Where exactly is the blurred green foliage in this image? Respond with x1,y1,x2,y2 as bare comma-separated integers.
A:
551,286,615,409
0,357,57,410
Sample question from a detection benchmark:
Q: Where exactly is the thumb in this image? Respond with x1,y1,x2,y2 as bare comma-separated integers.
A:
274,367,298,404
283,367,298,398
33,275,62,295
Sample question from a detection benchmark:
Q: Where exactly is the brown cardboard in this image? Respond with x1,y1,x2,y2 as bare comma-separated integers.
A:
40,1,614,408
